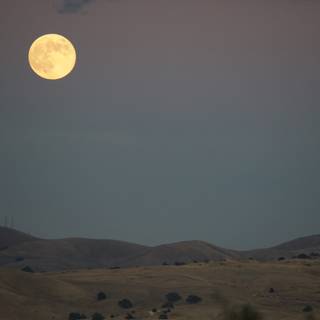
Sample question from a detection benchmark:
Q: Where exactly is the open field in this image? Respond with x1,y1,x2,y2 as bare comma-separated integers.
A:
0,260,319,320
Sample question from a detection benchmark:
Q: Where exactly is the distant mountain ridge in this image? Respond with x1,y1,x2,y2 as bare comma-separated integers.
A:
0,227,319,271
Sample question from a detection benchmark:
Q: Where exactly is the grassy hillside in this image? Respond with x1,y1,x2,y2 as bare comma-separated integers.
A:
0,260,319,320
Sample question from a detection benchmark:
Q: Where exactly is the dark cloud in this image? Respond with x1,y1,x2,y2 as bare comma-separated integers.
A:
58,0,95,14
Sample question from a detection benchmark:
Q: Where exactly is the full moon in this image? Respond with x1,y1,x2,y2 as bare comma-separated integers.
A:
28,34,77,80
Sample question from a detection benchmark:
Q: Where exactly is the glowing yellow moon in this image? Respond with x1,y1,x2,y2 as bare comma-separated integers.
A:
28,34,76,80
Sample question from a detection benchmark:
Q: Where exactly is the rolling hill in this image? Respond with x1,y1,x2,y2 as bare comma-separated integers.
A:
0,227,319,271
0,227,37,250
242,234,320,261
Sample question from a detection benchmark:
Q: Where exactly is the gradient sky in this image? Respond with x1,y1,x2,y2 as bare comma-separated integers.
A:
0,0,320,249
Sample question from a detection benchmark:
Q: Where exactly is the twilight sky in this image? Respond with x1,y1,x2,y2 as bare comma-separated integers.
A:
0,0,319,249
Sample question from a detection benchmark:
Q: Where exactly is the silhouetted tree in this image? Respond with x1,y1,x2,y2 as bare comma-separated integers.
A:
186,295,202,304
21,266,34,273
69,313,86,320
97,291,107,301
303,305,313,313
92,312,105,320
165,292,182,303
224,304,262,320
118,299,133,309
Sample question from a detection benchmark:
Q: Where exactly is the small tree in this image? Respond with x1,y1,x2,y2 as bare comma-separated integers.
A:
118,299,133,309
92,312,105,320
186,295,202,304
21,266,34,273
303,305,313,313
97,291,107,301
69,313,86,320
224,304,262,320
165,292,182,303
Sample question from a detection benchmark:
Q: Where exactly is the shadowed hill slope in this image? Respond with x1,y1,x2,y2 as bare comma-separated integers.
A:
0,227,319,270
0,238,150,271
125,240,240,266
243,234,320,260
0,227,37,251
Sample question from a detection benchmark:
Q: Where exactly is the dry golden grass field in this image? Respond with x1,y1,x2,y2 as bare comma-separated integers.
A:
0,260,319,320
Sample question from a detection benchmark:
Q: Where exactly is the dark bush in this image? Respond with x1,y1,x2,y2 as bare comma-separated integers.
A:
278,257,285,261
162,262,169,266
224,304,262,320
269,288,275,293
15,256,24,262
152,308,157,312
165,292,182,303
296,254,311,260
21,266,34,273
109,266,120,270
303,305,313,313
186,295,202,304
310,252,320,258
159,314,168,319
69,313,86,320
92,313,105,320
174,261,186,266
118,299,133,309
97,291,107,301
125,313,135,319
162,301,174,309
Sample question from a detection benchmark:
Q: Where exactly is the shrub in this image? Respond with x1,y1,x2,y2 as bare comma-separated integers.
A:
269,288,275,293
296,254,311,260
186,295,202,304
21,266,34,273
15,256,24,262
224,304,262,320
174,261,186,266
162,301,174,309
278,257,285,261
118,299,133,309
97,291,107,301
69,313,86,320
303,305,313,313
159,314,168,319
310,252,320,258
165,292,182,303
92,313,105,320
